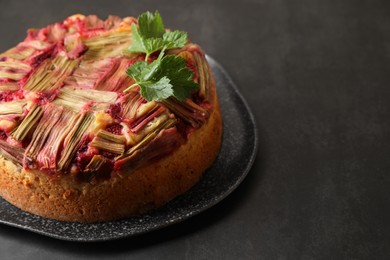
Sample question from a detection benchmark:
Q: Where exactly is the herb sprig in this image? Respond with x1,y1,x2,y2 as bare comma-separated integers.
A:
124,11,199,102
127,11,187,61
125,49,199,101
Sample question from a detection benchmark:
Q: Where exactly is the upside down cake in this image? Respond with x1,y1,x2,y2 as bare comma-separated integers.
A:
0,13,222,222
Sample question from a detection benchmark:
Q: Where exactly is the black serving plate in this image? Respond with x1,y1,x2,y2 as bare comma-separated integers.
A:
0,56,257,242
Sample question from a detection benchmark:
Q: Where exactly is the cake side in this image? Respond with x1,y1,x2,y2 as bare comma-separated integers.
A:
0,93,221,222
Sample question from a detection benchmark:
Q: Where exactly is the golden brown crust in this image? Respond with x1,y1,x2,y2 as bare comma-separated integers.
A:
0,92,222,223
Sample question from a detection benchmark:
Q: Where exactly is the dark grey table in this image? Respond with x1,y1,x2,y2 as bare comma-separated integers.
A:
1,0,389,259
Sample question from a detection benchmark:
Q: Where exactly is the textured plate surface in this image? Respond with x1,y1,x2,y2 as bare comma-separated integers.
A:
0,56,257,242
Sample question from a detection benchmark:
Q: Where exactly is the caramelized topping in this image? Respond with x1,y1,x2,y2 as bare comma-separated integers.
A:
0,15,213,180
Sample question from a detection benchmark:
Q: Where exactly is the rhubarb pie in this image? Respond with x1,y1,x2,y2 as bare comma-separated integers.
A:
0,14,222,222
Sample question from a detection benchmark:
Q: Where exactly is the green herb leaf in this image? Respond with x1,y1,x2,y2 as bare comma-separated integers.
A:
140,76,173,102
127,60,148,83
138,11,165,38
125,11,198,101
126,51,173,101
125,50,199,102
127,11,188,60
154,55,199,101
163,31,187,49
142,38,167,57
127,24,147,54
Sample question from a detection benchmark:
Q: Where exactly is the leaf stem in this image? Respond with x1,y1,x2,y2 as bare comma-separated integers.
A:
123,82,139,93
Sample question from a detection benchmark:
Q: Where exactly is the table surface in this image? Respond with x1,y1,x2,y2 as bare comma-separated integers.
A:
0,0,389,259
